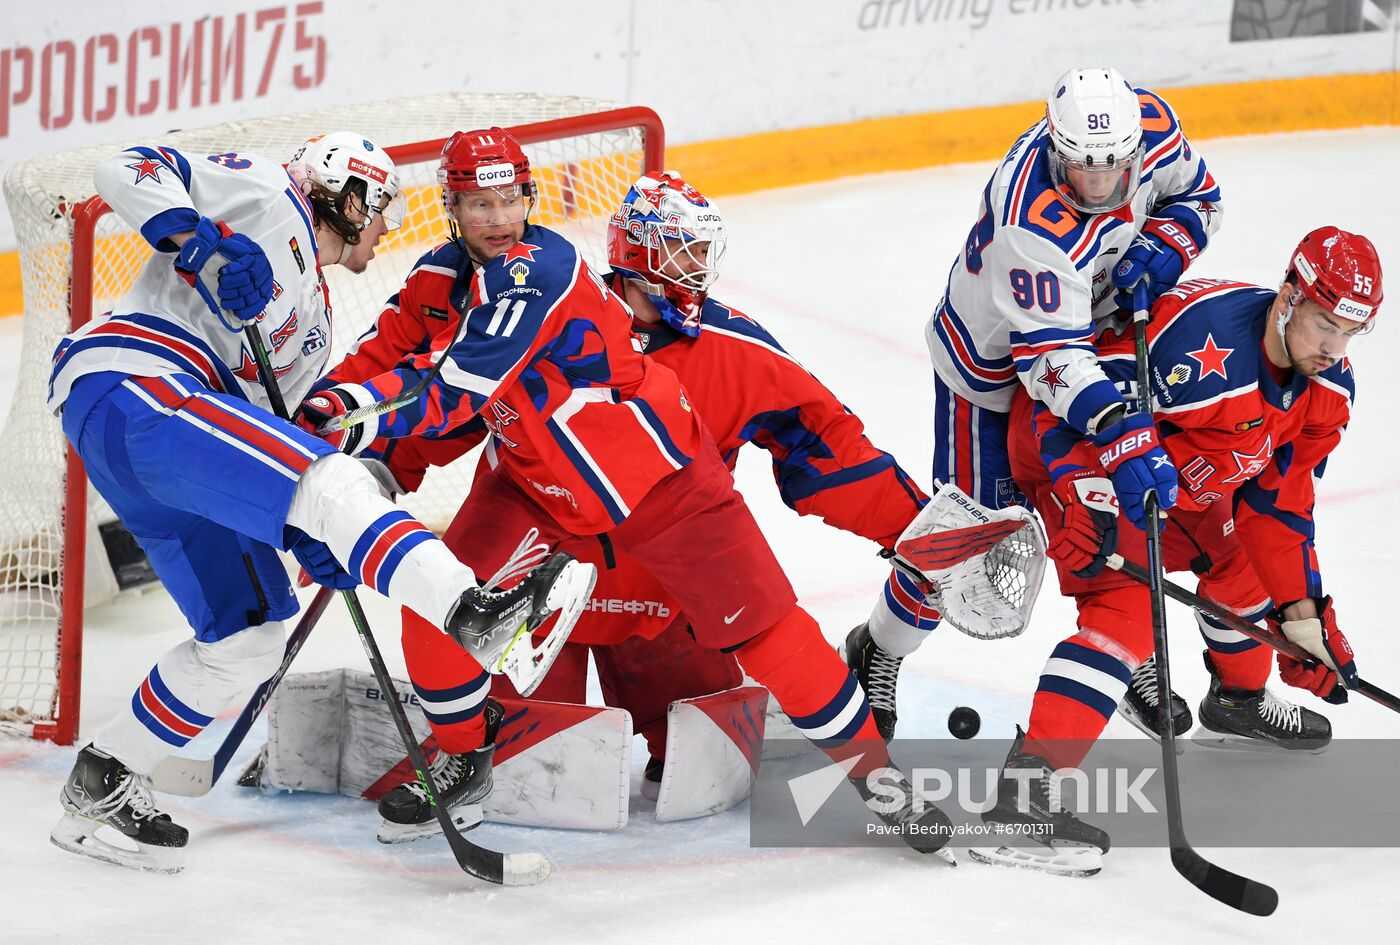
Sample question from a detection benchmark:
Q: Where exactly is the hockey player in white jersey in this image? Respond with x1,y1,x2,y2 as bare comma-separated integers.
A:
848,67,1221,739
45,134,592,872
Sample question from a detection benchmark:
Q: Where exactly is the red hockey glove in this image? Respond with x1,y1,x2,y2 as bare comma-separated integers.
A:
1273,596,1356,705
293,385,368,455
1048,473,1119,579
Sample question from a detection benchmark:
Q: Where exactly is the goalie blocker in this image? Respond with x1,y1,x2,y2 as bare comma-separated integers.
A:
241,668,769,828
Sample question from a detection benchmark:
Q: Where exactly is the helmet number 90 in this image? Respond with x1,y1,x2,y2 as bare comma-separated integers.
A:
1085,113,1111,131
1009,268,1061,313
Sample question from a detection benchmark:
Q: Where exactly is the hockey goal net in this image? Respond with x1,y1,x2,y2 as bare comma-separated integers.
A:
0,92,663,744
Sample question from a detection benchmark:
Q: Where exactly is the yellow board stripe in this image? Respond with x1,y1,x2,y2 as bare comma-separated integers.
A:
2,70,1395,320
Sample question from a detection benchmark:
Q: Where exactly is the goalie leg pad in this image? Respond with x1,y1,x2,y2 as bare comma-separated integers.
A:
254,670,632,830
654,686,769,822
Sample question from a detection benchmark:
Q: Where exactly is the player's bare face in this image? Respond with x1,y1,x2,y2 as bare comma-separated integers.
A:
452,187,530,264
1286,300,1364,376
341,196,390,274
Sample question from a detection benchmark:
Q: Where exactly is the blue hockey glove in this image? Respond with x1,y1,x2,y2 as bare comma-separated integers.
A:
173,217,275,330
1111,216,1200,310
1092,410,1178,530
285,528,358,590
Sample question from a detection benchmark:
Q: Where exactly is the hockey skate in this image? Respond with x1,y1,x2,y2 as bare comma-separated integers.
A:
50,745,189,874
1116,654,1193,741
447,550,595,698
843,622,901,742
640,757,665,802
850,765,957,864
1193,654,1331,753
968,728,1108,877
377,699,502,843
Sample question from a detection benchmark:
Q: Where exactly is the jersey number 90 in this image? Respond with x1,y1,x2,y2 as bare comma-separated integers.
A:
1009,268,1060,312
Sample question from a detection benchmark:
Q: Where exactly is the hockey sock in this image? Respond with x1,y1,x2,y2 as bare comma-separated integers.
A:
1197,607,1272,691
94,622,286,774
866,566,942,657
287,453,475,627
401,607,491,754
734,607,889,776
1025,587,1150,769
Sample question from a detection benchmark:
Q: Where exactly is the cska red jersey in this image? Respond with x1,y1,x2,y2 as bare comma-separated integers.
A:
1011,278,1354,606
325,270,928,642
348,226,704,534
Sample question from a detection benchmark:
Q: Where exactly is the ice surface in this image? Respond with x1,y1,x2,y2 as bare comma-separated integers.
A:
2,128,1398,944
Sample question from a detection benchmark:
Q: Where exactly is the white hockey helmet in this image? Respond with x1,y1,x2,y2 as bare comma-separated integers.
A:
288,132,404,233
1045,67,1144,214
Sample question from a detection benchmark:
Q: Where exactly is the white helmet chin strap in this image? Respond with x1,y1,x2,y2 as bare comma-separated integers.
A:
1276,286,1305,361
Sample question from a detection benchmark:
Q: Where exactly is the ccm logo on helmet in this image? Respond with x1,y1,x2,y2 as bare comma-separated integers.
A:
475,163,516,187
347,157,388,184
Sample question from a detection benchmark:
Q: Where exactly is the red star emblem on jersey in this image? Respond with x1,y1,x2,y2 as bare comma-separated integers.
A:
233,348,293,382
1222,435,1273,483
1038,360,1069,394
1186,334,1233,380
127,157,164,185
500,241,540,263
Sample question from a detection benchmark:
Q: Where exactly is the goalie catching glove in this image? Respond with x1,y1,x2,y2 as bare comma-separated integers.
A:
1273,596,1358,705
173,216,275,330
892,483,1046,640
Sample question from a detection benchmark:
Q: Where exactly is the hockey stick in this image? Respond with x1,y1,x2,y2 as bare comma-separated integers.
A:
316,305,470,436
1106,555,1400,714
1130,284,1278,917
241,319,548,885
150,584,333,796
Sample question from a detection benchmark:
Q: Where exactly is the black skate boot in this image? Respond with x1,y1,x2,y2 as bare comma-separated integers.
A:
843,622,902,742
849,764,957,863
969,727,1108,877
1117,654,1193,740
50,745,188,873
1194,653,1331,753
640,756,665,801
446,551,593,696
377,699,503,843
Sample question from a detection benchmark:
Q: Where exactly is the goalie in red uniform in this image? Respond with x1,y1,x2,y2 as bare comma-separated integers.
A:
296,129,1034,854
970,227,1382,877
318,170,1027,804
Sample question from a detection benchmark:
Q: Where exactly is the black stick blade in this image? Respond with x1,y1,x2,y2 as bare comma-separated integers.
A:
1171,846,1278,917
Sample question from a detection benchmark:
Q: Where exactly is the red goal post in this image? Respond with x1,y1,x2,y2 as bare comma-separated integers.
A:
1,94,663,744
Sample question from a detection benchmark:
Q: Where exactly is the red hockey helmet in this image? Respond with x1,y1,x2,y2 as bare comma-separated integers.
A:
607,171,727,327
1288,226,1383,328
437,127,534,213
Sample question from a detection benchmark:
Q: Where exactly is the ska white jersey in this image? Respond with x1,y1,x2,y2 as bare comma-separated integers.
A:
924,88,1222,435
48,145,333,414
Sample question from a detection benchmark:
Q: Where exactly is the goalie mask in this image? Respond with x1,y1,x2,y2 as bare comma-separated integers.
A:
288,133,403,250
1045,67,1144,214
608,172,727,336
438,127,536,234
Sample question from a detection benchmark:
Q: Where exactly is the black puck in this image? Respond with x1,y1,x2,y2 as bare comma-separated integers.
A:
948,706,980,739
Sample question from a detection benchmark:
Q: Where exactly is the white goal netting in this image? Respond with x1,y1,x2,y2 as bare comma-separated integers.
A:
0,91,661,741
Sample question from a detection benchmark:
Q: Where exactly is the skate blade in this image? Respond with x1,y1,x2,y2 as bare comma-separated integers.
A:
967,843,1101,877
50,813,186,874
1191,727,1330,755
503,561,596,698
376,803,484,844
1116,705,1188,753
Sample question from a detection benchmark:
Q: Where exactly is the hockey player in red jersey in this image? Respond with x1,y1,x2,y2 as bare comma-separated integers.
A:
320,170,963,796
972,227,1383,876
296,130,973,854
